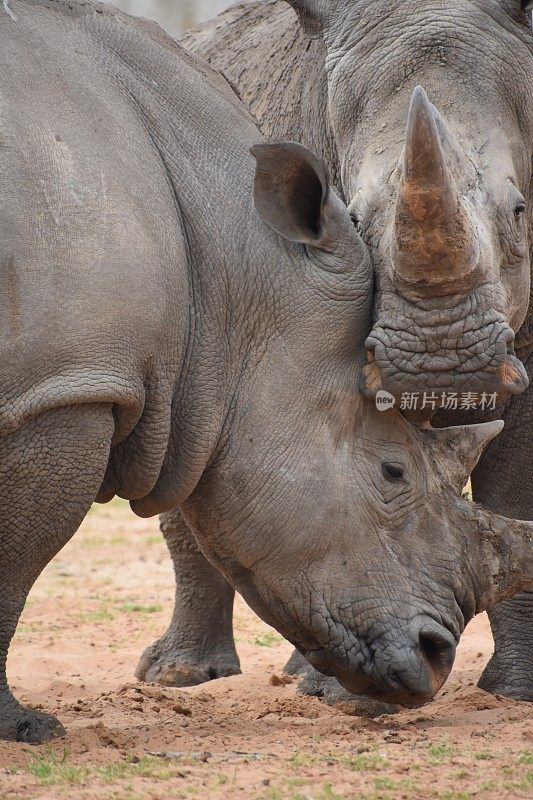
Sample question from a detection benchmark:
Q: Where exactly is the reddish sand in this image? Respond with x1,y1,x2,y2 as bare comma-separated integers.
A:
0,499,531,799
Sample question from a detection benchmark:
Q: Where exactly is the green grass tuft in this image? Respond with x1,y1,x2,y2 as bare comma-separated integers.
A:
119,603,163,614
254,631,283,647
428,736,456,764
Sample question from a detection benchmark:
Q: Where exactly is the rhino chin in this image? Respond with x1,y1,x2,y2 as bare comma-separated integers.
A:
338,680,431,709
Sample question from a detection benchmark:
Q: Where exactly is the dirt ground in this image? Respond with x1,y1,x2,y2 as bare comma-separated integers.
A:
0,500,531,800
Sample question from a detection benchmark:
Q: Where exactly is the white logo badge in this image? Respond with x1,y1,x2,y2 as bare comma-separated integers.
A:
375,390,396,411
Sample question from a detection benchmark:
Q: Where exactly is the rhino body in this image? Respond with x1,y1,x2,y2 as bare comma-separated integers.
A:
143,0,533,704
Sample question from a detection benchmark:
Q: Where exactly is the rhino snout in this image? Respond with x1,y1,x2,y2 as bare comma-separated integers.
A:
308,617,457,707
373,621,457,706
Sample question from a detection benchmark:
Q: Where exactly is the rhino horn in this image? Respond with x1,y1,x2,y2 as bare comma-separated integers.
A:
427,421,503,494
392,86,480,297
470,506,533,613
427,420,532,612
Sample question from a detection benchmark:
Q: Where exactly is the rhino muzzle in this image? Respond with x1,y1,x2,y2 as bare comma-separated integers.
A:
362,291,529,407
306,617,457,707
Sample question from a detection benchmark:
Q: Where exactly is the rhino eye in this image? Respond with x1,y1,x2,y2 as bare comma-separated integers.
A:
382,462,404,482
514,201,526,217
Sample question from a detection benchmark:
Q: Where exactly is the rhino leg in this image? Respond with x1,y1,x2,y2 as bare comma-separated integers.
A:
0,405,113,742
135,510,241,686
283,649,310,676
472,350,533,701
477,593,533,701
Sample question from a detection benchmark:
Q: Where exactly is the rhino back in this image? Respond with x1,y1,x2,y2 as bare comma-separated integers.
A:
1,0,265,341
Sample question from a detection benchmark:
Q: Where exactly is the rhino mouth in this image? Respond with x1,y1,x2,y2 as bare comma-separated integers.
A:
361,287,529,409
304,651,432,707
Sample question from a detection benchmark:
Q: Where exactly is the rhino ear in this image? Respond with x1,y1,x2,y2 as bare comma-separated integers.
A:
251,141,333,245
427,421,504,492
285,1,328,37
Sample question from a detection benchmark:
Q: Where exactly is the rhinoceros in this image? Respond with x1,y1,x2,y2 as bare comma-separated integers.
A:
1,0,532,741
137,0,533,704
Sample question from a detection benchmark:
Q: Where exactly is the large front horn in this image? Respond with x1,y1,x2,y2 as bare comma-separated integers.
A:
392,86,480,297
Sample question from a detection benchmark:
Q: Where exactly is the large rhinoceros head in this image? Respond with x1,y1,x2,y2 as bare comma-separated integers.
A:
285,0,533,412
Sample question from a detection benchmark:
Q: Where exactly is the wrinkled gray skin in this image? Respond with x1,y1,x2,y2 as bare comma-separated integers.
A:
141,0,533,705
2,0,533,742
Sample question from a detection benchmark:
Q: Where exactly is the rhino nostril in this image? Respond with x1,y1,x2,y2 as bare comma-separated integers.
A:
419,630,455,673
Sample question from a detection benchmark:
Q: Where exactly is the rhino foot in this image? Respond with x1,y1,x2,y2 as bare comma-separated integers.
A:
283,648,310,676
0,701,66,743
298,667,399,718
478,655,533,702
144,510,241,688
135,636,241,688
